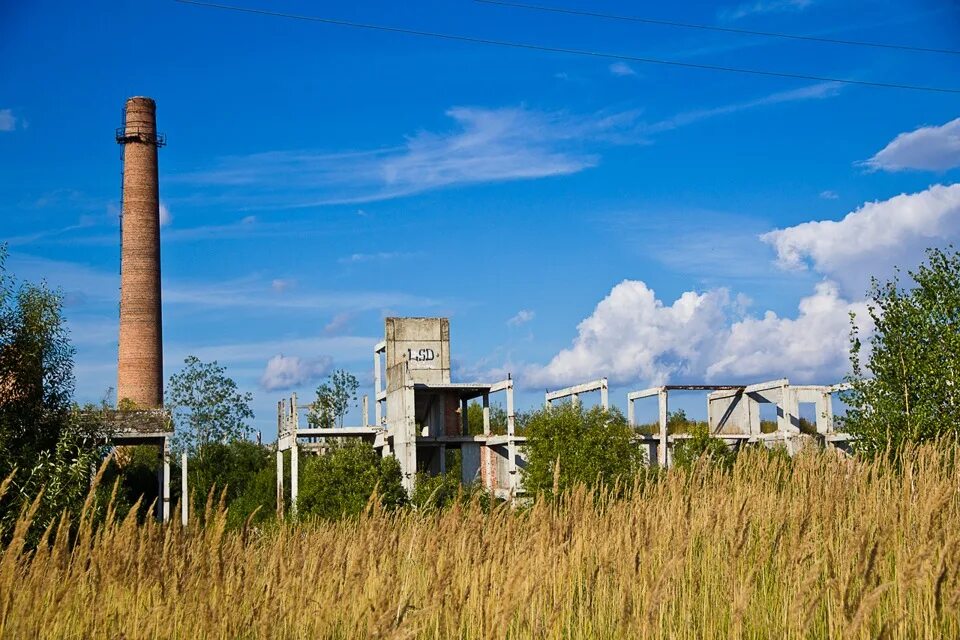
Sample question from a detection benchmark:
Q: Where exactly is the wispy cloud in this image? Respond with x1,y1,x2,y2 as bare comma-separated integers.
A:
338,251,418,265
819,190,839,200
173,106,647,208
719,0,814,22
645,82,841,134
159,202,173,227
171,87,839,211
0,109,21,132
507,309,535,327
609,62,637,77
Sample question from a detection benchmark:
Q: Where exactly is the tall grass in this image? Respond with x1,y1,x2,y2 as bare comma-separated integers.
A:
1,444,958,638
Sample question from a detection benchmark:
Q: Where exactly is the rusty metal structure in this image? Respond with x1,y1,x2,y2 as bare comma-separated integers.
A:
116,96,165,409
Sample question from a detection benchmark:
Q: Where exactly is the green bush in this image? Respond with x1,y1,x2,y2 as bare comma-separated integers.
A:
522,403,644,496
296,441,406,520
672,424,737,471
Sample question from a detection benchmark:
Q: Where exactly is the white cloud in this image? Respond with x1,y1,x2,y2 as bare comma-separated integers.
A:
324,312,353,335
159,202,172,226
0,109,18,132
819,190,839,200
526,279,863,389
761,183,960,295
646,82,840,134
707,281,868,381
507,309,535,327
720,0,814,21
271,278,293,293
259,354,333,391
863,117,960,172
173,105,645,207
338,252,414,264
609,62,637,77
526,280,731,387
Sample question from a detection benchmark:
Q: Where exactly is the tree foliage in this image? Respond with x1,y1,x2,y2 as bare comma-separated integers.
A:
296,441,406,519
522,403,644,496
186,439,274,527
672,423,737,471
307,369,359,429
465,401,509,436
166,356,254,455
843,247,960,457
0,247,107,536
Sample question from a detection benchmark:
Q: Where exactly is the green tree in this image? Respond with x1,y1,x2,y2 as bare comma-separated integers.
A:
843,247,960,457
186,439,273,527
307,369,358,429
166,356,254,455
296,441,406,519
522,403,644,496
465,401,508,435
0,247,107,535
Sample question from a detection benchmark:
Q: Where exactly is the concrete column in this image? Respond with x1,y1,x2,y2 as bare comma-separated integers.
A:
506,381,517,498
482,393,490,435
290,445,299,517
627,398,635,426
571,393,579,408
818,392,834,434
374,350,382,426
461,397,470,436
362,395,369,428
276,449,284,518
161,438,170,523
658,389,668,468
181,451,188,527
600,380,609,410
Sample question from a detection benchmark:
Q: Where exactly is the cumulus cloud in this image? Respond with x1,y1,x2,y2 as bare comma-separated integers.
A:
507,309,535,327
708,281,868,381
864,117,960,172
761,183,960,294
526,281,731,387
526,279,864,389
259,354,332,391
0,109,18,132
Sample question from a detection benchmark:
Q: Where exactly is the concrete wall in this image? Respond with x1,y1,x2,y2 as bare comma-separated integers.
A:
385,317,451,385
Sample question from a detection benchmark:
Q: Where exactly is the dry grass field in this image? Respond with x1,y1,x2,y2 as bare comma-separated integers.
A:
1,444,959,639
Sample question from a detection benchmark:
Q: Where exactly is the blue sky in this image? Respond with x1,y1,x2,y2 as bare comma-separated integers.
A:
2,0,959,433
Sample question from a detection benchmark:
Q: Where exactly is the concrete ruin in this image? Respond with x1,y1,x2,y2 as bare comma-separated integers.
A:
278,317,851,504
277,317,524,511
627,379,851,467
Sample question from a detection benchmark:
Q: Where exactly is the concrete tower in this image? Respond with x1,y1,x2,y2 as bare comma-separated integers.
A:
116,96,165,408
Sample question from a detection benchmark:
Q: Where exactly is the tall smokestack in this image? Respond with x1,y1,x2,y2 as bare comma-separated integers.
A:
116,96,164,408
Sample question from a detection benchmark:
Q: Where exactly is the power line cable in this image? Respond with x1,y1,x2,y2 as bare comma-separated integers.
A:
173,0,960,94
475,0,960,56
